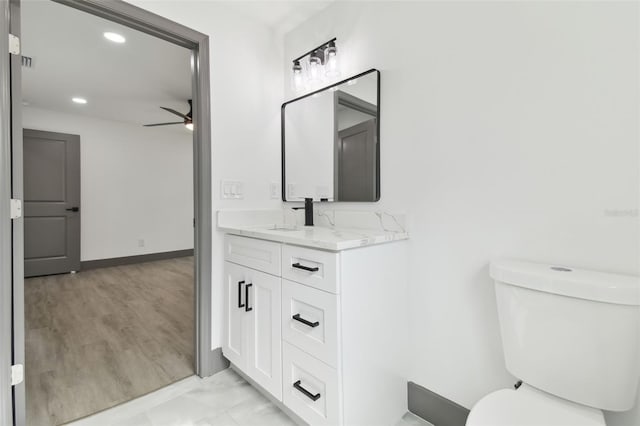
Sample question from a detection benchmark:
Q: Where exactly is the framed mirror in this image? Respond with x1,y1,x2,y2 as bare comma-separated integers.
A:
282,69,380,202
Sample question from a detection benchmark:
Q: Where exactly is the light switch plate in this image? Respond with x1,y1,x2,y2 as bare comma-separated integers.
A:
221,180,244,199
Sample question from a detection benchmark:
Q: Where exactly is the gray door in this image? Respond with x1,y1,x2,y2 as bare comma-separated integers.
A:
336,119,377,201
23,129,80,277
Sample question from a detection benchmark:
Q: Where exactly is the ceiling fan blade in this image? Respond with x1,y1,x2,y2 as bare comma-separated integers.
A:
143,121,184,127
160,106,190,120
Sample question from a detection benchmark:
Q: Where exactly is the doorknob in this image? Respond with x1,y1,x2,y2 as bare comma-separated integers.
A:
65,207,79,212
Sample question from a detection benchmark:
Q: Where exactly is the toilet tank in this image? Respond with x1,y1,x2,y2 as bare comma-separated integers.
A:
490,260,640,411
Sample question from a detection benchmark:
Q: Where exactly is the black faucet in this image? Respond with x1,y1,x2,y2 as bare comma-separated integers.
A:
292,198,314,226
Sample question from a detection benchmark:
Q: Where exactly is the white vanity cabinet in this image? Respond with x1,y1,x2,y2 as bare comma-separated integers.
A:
223,233,408,426
223,236,283,399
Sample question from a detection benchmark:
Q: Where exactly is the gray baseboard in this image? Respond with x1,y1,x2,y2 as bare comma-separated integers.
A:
81,249,194,271
207,347,230,376
408,381,470,426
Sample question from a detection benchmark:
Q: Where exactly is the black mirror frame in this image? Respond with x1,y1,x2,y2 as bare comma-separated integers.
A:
281,68,381,202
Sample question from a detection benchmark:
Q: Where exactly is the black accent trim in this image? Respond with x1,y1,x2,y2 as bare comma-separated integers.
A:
292,263,319,272
281,69,381,202
292,37,337,63
292,313,319,328
245,283,253,312
293,380,321,401
238,281,245,309
408,381,470,426
80,249,194,271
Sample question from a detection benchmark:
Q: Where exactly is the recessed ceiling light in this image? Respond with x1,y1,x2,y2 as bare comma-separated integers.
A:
103,32,126,43
72,97,87,104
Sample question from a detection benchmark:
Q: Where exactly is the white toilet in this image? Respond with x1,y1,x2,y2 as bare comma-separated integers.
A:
466,259,640,426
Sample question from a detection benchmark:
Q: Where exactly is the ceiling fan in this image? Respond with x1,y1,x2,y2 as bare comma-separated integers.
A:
144,99,193,130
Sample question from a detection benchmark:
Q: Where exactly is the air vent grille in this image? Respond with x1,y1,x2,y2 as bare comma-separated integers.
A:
21,56,33,68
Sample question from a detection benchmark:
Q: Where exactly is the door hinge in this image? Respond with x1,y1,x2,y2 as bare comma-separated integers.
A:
10,199,22,219
11,364,23,386
8,34,20,55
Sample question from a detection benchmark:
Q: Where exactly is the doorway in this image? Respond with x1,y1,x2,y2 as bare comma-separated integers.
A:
1,1,214,425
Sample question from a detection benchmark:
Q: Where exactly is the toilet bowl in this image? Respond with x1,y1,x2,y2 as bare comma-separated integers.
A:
466,384,605,426
466,259,639,426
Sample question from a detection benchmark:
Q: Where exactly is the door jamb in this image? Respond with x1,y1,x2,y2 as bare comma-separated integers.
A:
1,0,16,424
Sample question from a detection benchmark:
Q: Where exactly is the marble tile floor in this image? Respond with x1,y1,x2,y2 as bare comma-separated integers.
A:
68,368,433,426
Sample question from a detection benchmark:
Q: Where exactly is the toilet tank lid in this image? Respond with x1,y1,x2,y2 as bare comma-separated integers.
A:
490,259,639,306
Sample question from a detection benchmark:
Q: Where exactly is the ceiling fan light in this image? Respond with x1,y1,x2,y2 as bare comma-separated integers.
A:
104,32,126,43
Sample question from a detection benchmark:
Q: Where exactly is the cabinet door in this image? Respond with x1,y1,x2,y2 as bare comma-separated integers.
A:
223,261,249,369
246,269,283,400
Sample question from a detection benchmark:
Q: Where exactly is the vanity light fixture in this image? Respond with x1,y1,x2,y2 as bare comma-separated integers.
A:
291,37,340,93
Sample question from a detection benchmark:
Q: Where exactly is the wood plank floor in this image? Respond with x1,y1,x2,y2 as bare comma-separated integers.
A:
25,257,195,426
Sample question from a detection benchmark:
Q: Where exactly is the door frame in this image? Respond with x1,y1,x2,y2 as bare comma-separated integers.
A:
1,1,16,424
1,1,214,424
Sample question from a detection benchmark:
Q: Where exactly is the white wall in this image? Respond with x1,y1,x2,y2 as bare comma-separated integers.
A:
22,106,193,261
283,1,639,424
125,1,284,350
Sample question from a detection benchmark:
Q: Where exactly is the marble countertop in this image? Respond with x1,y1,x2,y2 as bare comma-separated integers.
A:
218,224,409,251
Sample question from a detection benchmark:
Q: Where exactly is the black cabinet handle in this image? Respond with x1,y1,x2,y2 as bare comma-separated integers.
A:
292,262,319,272
293,380,321,401
245,283,253,312
65,207,79,212
238,280,245,308
292,313,319,328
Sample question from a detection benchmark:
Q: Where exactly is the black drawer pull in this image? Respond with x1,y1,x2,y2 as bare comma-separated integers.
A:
293,380,321,401
245,283,253,312
292,262,319,272
65,207,79,212
238,280,245,308
292,313,319,328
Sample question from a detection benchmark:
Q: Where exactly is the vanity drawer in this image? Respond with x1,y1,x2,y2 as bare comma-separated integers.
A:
282,280,339,368
224,235,281,276
282,342,340,426
282,245,339,294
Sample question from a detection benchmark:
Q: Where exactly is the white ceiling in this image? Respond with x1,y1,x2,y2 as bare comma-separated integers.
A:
224,1,334,35
21,0,192,130
20,1,334,129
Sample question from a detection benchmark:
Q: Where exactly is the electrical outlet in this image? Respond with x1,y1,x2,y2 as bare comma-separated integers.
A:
287,183,297,200
270,182,280,199
138,239,145,247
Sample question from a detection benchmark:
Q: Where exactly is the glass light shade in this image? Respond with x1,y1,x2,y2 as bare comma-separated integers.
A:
308,57,321,83
185,122,194,131
325,45,340,78
292,61,304,92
